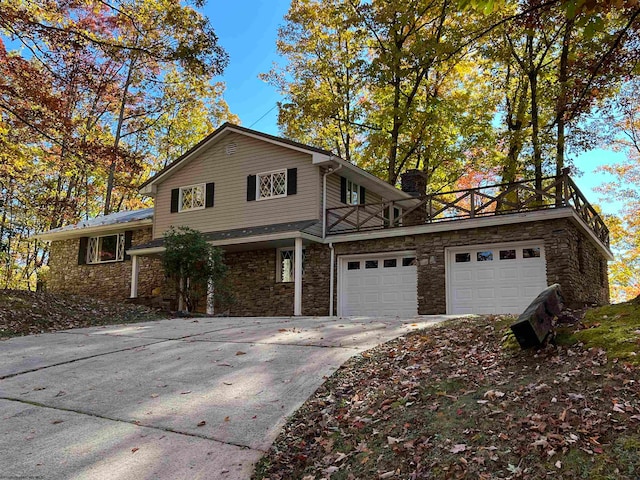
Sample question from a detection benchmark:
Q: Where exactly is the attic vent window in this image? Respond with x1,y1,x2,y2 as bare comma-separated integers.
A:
226,143,237,155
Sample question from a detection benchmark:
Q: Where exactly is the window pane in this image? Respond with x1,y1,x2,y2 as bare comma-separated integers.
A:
455,253,470,263
523,247,541,258
259,175,272,198
99,235,118,262
272,171,286,195
365,260,378,269
402,257,417,267
499,249,516,260
192,186,205,207
477,251,493,261
181,188,193,210
347,261,360,270
280,250,294,282
384,259,397,268
347,180,359,205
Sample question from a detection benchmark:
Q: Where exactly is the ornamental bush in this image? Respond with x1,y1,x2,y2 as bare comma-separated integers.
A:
162,226,228,313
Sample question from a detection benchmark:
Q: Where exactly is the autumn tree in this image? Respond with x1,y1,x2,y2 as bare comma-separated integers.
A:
0,0,235,289
598,79,640,302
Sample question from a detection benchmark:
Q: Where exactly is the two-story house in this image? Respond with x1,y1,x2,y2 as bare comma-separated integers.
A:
37,123,613,317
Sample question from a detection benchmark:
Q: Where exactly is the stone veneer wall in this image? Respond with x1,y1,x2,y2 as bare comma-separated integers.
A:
221,243,330,316
47,227,165,299
47,217,609,315
333,217,609,314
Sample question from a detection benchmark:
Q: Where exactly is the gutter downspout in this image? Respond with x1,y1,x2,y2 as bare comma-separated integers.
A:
329,242,335,317
322,163,342,239
323,161,342,318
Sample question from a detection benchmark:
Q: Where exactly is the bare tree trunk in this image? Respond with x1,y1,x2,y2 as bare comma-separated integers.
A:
556,18,573,178
105,54,136,215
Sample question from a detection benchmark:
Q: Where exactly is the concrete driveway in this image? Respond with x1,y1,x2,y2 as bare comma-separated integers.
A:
0,315,449,479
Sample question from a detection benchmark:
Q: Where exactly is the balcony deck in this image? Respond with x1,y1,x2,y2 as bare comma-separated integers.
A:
325,172,610,247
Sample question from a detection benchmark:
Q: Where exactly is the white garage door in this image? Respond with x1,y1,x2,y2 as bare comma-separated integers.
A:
447,243,547,315
340,253,418,317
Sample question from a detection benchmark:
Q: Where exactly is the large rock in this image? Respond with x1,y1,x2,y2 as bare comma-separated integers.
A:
511,284,564,348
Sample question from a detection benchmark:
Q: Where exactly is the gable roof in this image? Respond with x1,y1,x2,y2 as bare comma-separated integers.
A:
34,208,154,241
139,123,333,193
139,123,410,201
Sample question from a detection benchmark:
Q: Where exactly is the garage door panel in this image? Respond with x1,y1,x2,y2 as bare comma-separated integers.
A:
453,288,473,300
476,269,496,281
382,275,400,286
363,276,380,287
477,287,496,299
453,270,473,281
501,286,520,299
499,267,519,280
342,254,417,317
448,243,546,315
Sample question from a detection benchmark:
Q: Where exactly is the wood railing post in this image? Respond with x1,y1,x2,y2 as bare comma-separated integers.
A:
561,167,570,206
469,190,475,218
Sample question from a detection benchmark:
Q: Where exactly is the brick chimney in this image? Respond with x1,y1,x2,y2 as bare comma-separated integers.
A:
401,169,427,197
400,169,428,226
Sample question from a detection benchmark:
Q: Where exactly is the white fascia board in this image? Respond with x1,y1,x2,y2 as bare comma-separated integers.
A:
313,155,411,201
127,231,322,257
127,246,165,256
206,231,322,248
325,208,614,261
34,219,153,242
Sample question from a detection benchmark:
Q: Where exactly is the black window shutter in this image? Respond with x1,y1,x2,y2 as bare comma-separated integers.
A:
340,177,347,204
124,231,133,260
205,182,215,208
170,188,179,213
287,168,297,195
359,185,366,204
247,175,256,201
78,237,88,265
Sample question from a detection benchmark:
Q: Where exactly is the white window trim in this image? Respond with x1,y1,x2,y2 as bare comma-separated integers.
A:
257,169,288,201
178,183,206,212
276,247,305,283
87,233,126,264
346,179,360,205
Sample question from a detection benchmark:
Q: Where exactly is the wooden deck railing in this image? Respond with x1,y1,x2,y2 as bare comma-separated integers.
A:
325,172,610,247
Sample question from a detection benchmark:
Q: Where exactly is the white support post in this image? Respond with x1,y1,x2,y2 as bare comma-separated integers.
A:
130,255,139,299
329,243,335,317
294,237,303,316
206,279,215,316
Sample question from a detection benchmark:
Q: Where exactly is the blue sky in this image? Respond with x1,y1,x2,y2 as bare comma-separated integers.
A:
207,1,625,214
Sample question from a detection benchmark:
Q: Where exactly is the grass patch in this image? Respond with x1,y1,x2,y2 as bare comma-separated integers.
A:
572,300,640,365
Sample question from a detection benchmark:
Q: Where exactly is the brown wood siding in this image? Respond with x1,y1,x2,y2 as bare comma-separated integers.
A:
153,133,321,239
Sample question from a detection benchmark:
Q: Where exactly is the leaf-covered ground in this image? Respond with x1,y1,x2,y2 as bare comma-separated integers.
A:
0,290,170,338
254,307,640,480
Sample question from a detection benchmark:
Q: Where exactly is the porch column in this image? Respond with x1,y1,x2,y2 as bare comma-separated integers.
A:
294,237,303,316
130,255,139,298
206,279,215,316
